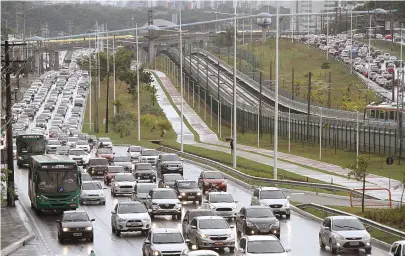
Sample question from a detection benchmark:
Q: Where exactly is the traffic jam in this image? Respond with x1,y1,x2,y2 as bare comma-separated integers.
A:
5,48,383,256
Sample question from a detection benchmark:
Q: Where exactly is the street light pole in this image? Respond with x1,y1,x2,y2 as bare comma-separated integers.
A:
232,1,237,168
274,2,279,179
180,8,184,152
367,15,371,89
350,5,353,74
113,33,116,115
136,23,140,142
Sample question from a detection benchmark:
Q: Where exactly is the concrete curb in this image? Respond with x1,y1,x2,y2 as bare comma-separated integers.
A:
182,158,392,251
1,201,36,256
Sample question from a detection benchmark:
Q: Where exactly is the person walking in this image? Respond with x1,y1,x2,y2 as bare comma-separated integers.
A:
230,139,234,154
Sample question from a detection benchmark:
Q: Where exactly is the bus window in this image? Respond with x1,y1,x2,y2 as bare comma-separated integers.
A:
370,110,376,118
389,111,395,121
379,111,385,120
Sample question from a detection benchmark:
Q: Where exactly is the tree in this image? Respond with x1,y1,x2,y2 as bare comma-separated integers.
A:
141,114,158,132
112,99,122,114
141,104,164,117
394,172,405,211
1,168,13,203
345,156,370,213
320,62,330,80
109,112,137,138
156,118,172,137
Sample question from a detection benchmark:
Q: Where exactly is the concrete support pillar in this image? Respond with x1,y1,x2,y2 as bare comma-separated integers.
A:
54,51,59,71
148,40,156,64
261,27,266,42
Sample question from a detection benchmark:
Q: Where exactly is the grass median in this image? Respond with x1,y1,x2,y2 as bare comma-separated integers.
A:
82,76,177,149
293,203,405,245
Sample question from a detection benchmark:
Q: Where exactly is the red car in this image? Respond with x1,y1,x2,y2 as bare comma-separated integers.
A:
103,166,126,185
198,170,227,193
96,147,114,162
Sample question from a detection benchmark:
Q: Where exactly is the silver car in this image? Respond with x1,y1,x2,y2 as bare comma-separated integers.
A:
186,216,235,252
142,228,189,256
80,181,106,205
251,187,291,219
319,216,372,254
203,192,238,219
131,183,157,204
111,173,136,196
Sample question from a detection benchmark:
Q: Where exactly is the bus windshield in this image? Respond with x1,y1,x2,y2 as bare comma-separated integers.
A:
17,137,46,154
37,169,78,193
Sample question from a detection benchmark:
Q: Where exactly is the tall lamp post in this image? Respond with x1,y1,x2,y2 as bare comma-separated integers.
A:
274,2,280,179
136,23,140,141
232,1,237,168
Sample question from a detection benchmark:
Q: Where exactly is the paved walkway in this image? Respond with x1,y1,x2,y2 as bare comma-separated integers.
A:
151,70,404,202
1,202,38,255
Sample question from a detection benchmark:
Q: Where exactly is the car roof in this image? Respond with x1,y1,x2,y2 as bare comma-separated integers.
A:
208,192,231,195
152,188,174,192
64,210,87,215
195,216,226,221
245,235,280,242
393,240,405,245
244,205,270,210
114,173,132,176
259,187,281,191
187,250,219,256
151,228,181,234
329,216,359,220
82,181,100,185
118,201,142,205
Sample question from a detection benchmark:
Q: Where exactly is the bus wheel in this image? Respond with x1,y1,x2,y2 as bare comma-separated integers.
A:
35,208,41,216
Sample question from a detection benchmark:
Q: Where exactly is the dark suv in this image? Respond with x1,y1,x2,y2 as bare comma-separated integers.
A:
86,158,109,177
156,153,183,177
133,163,156,183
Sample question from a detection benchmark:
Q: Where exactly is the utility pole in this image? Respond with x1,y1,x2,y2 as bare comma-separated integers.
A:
328,71,332,108
217,60,221,137
307,72,312,142
2,41,27,207
259,71,262,137
105,24,110,133
291,68,294,100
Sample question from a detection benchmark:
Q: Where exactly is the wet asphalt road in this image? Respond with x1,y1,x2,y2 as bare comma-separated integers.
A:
14,147,388,256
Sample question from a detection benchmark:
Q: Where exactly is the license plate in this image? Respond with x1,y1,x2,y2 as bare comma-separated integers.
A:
188,196,195,199
260,229,269,233
143,176,149,178
350,242,359,246
98,171,104,174
73,233,82,237
127,223,142,227
88,198,97,201
215,242,224,245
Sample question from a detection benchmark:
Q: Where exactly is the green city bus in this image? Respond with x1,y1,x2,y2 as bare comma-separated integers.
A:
29,155,82,215
16,133,46,168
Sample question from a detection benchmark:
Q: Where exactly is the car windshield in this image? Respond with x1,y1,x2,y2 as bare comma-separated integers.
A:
199,219,229,229
117,203,146,214
177,181,198,189
108,167,125,173
82,182,102,190
203,172,223,179
89,158,108,165
114,174,135,182
161,155,179,161
210,194,234,203
56,146,69,154
48,140,60,145
142,150,159,156
164,174,183,182
332,219,365,231
114,156,130,162
136,164,152,170
76,141,87,145
154,190,177,199
246,208,274,218
130,146,142,152
63,212,89,222
99,138,111,142
37,170,78,193
68,137,78,142
247,240,285,253
152,233,184,244
69,149,85,155
260,190,285,199
137,185,156,193
98,148,113,154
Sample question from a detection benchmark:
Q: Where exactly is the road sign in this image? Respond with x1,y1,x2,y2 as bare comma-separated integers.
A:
386,156,394,165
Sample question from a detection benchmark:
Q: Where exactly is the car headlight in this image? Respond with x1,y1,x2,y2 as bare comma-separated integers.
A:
209,205,216,209
142,218,151,222
118,218,126,222
181,248,189,255
175,203,182,208
332,233,345,240
62,227,69,232
85,226,92,231
199,232,208,238
232,205,237,209
81,192,87,197
152,250,161,256
273,221,280,227
283,202,290,208
181,193,186,196
363,233,371,240
197,192,201,196
115,184,120,187
229,232,235,239
98,193,104,197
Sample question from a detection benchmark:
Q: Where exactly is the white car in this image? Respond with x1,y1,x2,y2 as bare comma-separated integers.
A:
111,173,136,196
187,251,219,256
319,216,372,254
98,137,113,148
237,235,290,255
67,137,79,148
203,192,238,219
111,201,151,236
384,53,391,60
251,187,291,219
389,240,405,256
68,148,88,165
127,145,143,161
145,188,182,219
138,149,160,167
76,140,90,152
80,181,106,205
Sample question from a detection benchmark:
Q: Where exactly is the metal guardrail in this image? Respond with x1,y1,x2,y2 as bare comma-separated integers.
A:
296,203,405,241
156,145,379,200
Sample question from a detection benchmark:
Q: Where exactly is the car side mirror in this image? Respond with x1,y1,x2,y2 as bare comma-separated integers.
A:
324,226,330,231
203,200,208,203
286,249,292,252
91,218,95,221
235,200,239,203
229,225,234,229
287,196,290,200
185,239,190,244
146,195,151,199
190,225,197,229
180,158,183,161
56,220,61,223
113,152,115,155
111,211,116,214
144,240,150,244
238,248,245,253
